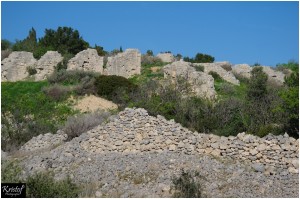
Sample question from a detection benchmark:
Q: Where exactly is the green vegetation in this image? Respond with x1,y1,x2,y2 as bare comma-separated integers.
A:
1,81,75,151
171,169,203,198
184,53,215,63
26,172,80,198
1,160,23,183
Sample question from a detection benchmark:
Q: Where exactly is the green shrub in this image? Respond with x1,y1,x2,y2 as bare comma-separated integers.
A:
171,169,203,198
47,70,99,85
1,160,22,183
208,71,222,81
193,65,204,72
63,111,111,141
26,66,37,76
42,84,70,101
26,172,79,198
184,53,214,63
141,55,164,66
94,75,137,101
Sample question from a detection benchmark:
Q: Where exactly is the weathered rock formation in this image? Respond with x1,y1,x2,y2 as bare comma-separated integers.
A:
156,53,176,63
232,64,252,79
163,61,216,99
232,64,286,85
1,51,37,81
67,48,103,73
104,49,141,78
194,62,240,85
35,51,63,81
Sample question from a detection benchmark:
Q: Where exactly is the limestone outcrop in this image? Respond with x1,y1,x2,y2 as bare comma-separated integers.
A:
1,51,37,81
232,64,252,79
104,49,141,78
156,53,176,63
163,61,216,99
194,62,240,85
233,64,285,85
67,48,103,73
35,51,63,81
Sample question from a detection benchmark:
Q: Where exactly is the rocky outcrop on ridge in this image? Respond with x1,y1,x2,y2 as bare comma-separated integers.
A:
193,61,240,85
232,64,286,85
156,53,176,63
35,51,63,81
104,49,141,78
1,51,37,81
67,48,104,73
163,61,216,99
18,108,298,197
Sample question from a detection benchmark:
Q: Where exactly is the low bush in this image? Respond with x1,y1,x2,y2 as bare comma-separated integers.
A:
94,75,137,101
26,172,80,198
193,65,204,72
208,71,222,81
63,111,111,141
141,55,164,66
47,69,99,85
1,160,22,183
42,84,70,101
171,169,203,198
26,66,37,76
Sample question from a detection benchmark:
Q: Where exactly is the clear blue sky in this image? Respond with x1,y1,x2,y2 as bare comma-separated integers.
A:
1,1,299,66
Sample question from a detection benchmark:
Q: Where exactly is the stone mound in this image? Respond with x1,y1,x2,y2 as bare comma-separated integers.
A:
156,53,176,63
17,108,299,197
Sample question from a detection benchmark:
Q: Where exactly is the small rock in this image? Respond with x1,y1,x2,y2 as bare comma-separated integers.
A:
252,163,265,172
169,145,176,151
288,167,298,174
95,191,102,197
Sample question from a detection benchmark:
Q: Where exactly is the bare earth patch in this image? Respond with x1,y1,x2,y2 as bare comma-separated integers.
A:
71,95,118,112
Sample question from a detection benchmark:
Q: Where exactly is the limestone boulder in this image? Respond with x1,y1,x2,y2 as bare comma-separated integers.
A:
232,64,252,79
105,49,141,78
156,53,176,63
67,48,103,73
35,51,63,81
193,61,240,85
163,61,216,99
261,66,285,85
1,51,37,82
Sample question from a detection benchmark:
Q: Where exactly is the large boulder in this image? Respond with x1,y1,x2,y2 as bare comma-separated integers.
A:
232,64,252,79
105,49,141,78
156,53,176,63
163,61,216,99
193,61,240,85
67,48,103,73
1,51,37,82
233,64,285,85
35,51,63,81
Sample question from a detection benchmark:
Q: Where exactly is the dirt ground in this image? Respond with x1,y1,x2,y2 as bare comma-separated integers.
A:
70,95,118,112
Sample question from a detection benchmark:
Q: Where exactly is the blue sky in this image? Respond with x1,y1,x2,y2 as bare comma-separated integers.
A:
1,1,299,66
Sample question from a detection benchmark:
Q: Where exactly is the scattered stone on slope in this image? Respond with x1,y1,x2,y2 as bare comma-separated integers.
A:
67,48,103,73
156,53,176,63
232,64,252,79
193,61,240,85
35,51,63,81
1,51,37,81
104,49,141,78
163,60,216,99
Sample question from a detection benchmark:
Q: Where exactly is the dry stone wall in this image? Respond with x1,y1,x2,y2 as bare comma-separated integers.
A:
194,62,240,85
67,48,103,73
35,51,63,81
21,108,298,175
1,51,37,81
104,49,141,78
163,61,216,99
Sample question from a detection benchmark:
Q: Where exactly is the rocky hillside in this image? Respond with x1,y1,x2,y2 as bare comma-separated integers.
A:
7,108,299,198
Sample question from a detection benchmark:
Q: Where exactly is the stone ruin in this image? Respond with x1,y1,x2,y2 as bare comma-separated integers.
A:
104,49,141,78
193,61,240,85
67,48,104,73
156,53,176,63
35,51,63,81
163,60,216,99
1,51,37,82
232,64,285,85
